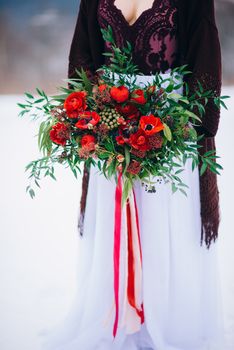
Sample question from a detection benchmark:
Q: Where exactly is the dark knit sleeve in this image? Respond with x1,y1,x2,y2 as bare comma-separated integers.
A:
182,0,222,248
184,0,222,138
68,0,94,235
68,0,96,82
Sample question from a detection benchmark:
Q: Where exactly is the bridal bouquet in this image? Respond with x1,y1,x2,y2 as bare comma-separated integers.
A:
18,25,227,201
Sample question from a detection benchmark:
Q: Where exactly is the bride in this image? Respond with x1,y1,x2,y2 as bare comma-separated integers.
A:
41,0,225,349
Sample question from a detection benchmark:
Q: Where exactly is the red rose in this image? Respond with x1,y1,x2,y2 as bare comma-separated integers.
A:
115,103,140,119
64,91,87,118
80,134,96,151
130,89,147,104
110,85,129,103
139,115,164,135
129,129,150,151
49,122,70,146
75,111,100,129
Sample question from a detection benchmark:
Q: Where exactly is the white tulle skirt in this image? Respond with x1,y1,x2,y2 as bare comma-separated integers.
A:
40,73,225,350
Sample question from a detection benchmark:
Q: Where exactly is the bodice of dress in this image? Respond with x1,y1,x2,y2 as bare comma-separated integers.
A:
97,0,179,75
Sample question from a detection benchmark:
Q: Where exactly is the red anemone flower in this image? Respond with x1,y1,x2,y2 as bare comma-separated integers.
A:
139,115,164,135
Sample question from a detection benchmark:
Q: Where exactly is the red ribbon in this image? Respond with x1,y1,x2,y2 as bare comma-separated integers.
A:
126,196,144,323
126,200,144,323
113,171,123,338
113,174,144,338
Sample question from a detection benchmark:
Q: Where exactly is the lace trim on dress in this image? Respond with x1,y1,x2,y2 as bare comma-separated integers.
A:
112,0,159,27
97,0,179,74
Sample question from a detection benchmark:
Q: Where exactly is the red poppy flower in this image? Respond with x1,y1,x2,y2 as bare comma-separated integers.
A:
139,115,164,135
130,89,147,105
64,91,87,118
115,103,140,119
80,134,96,151
110,85,130,103
49,122,70,146
75,111,100,129
129,129,150,151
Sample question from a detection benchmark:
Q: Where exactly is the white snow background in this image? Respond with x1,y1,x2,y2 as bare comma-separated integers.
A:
0,89,233,350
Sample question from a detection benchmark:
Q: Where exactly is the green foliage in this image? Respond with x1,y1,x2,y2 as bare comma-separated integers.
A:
37,119,53,156
99,25,140,75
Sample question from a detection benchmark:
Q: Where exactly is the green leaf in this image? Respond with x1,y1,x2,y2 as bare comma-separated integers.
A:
49,173,57,181
97,160,102,171
220,100,228,110
175,168,184,175
35,179,41,188
36,88,43,96
29,188,35,199
124,146,130,167
163,123,172,141
168,93,183,101
184,110,202,123
25,92,34,99
99,152,110,159
200,162,208,176
172,182,178,193
122,177,133,206
17,103,26,109
77,67,93,95
34,98,45,104
179,188,188,196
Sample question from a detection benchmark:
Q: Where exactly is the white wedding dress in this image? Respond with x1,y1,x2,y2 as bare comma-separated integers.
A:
40,73,225,350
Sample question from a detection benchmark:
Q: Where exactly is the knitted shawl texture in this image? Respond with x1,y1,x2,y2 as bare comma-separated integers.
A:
68,0,222,248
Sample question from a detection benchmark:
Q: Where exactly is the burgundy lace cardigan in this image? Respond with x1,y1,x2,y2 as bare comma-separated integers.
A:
68,0,222,249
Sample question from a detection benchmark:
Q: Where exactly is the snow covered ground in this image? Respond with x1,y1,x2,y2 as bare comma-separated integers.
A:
0,89,234,350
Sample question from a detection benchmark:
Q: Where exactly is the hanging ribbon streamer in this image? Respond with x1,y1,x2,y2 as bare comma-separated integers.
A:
113,171,123,338
126,191,144,324
113,174,144,338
